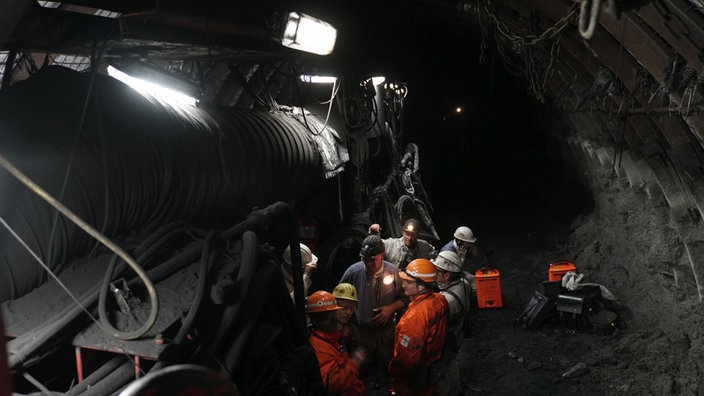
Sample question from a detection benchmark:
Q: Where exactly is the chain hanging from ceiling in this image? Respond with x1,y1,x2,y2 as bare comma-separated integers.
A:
475,0,579,103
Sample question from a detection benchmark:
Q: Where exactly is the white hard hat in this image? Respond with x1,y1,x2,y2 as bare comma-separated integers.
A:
453,226,477,243
432,250,462,273
283,243,318,268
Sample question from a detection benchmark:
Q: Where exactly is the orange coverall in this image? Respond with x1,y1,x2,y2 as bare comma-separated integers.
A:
309,329,365,396
388,292,449,396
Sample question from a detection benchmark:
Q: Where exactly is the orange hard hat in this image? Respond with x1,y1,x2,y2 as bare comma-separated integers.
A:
399,258,437,283
305,290,342,313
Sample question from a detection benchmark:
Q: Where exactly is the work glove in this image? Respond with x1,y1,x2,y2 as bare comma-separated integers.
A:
562,271,616,301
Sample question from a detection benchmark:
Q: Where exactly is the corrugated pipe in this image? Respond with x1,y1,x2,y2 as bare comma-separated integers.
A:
0,66,327,301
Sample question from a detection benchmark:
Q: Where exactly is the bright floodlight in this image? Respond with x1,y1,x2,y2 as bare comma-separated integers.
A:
371,76,385,86
300,75,338,84
107,65,197,107
281,12,337,56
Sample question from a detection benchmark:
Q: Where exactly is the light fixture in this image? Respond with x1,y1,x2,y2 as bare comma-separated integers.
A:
370,76,385,86
107,61,199,107
299,75,338,84
281,12,337,56
383,81,408,97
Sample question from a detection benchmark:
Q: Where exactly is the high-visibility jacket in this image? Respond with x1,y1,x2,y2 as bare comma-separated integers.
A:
309,329,364,396
389,292,449,396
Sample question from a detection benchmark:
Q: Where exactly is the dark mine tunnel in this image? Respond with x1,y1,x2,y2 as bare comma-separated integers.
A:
3,1,704,396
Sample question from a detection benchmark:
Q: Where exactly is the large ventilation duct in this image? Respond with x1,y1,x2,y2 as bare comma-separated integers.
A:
0,66,328,301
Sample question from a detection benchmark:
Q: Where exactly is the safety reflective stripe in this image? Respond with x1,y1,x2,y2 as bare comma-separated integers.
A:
404,270,435,278
308,299,337,309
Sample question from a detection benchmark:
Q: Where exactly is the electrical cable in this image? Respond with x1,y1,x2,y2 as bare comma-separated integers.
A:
301,78,341,137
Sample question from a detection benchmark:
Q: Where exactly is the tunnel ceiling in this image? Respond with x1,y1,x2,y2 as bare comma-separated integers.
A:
2,0,704,220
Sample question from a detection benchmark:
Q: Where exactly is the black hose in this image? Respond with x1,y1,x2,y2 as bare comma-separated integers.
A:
8,284,100,369
132,221,187,259
96,224,194,341
269,258,308,345
218,201,303,322
207,231,258,356
69,355,128,395
223,256,278,376
111,224,191,278
79,359,135,396
149,231,218,372
172,233,217,343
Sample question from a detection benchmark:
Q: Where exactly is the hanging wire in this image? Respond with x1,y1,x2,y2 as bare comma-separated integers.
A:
301,77,341,137
606,18,628,123
46,34,110,275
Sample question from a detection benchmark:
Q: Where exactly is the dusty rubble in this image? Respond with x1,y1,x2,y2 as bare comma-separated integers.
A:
450,169,704,395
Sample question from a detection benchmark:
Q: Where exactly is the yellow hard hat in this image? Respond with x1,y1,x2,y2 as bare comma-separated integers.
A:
332,283,358,302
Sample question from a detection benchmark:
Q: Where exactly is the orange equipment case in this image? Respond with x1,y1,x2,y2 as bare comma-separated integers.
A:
548,260,577,282
475,266,503,308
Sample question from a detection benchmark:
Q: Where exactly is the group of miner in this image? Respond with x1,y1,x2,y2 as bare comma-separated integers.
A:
281,219,485,395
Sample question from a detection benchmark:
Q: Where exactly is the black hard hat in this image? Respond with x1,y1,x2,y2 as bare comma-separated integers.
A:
402,218,420,234
360,235,384,258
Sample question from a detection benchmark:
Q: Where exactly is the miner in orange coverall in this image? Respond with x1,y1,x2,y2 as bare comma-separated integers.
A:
306,290,368,396
388,259,449,396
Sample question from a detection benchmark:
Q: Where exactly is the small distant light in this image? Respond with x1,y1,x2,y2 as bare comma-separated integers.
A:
456,107,463,113
300,75,338,84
